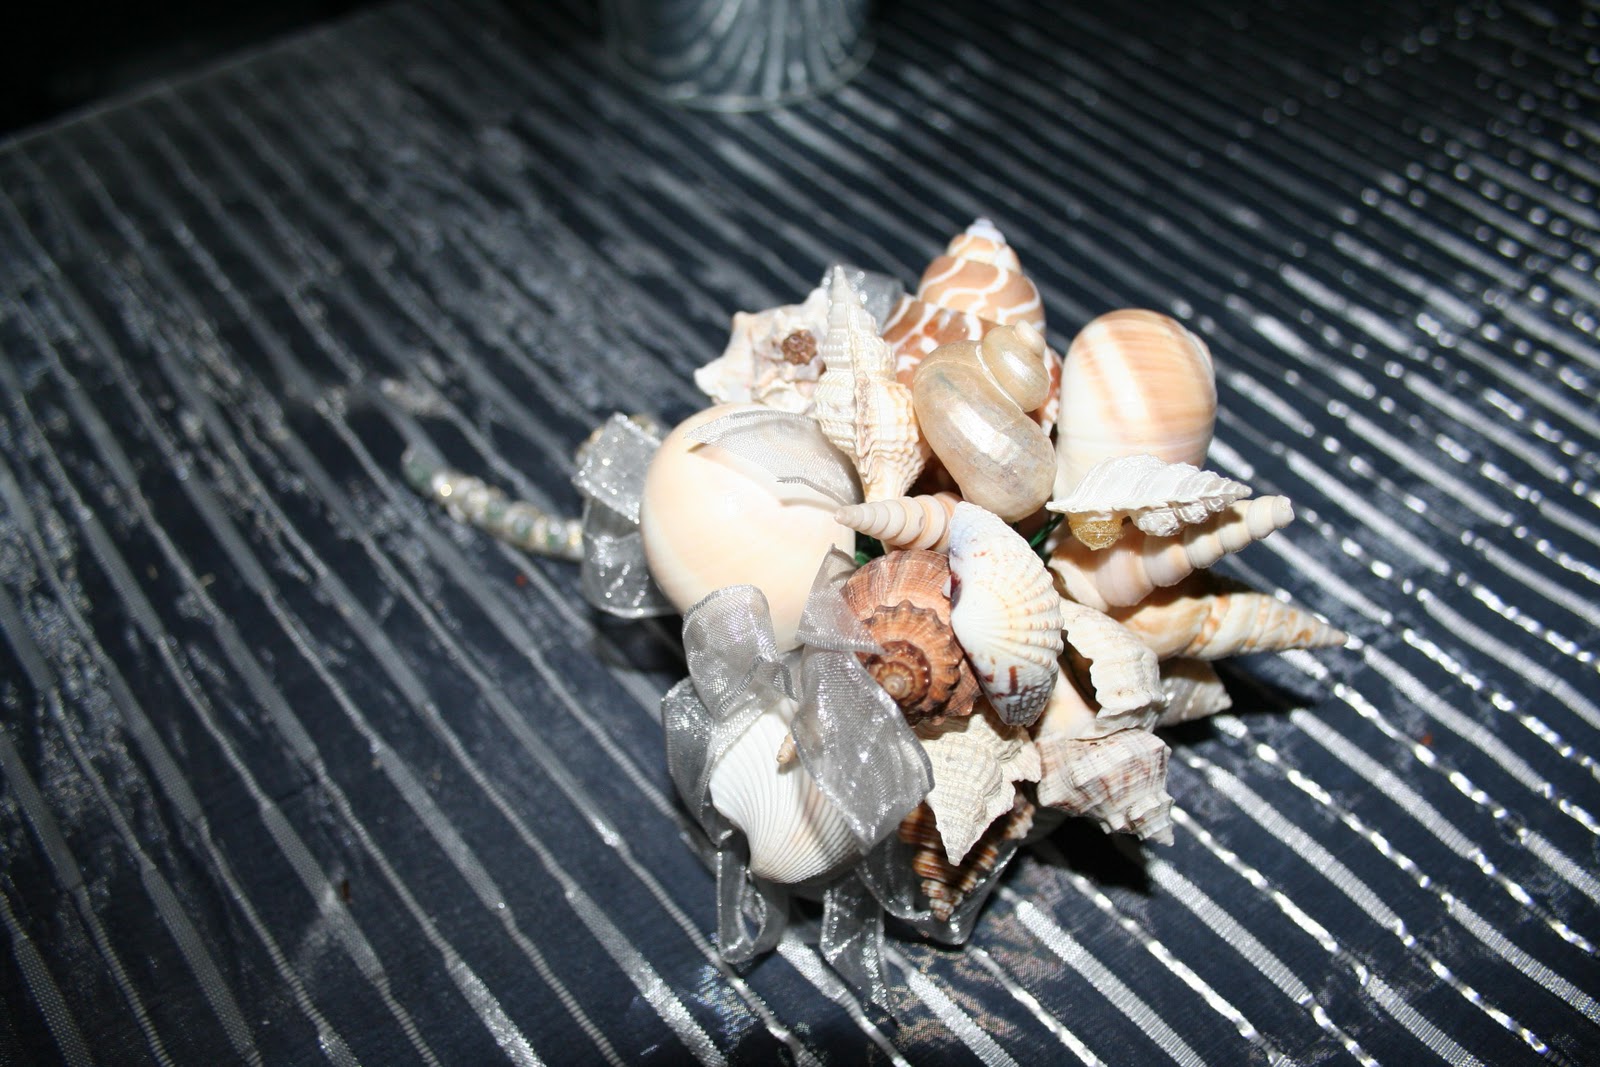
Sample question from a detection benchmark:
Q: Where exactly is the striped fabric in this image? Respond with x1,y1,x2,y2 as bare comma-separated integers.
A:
0,0,1595,1062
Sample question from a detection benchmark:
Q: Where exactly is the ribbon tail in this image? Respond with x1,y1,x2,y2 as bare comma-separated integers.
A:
716,849,789,965
821,873,891,1009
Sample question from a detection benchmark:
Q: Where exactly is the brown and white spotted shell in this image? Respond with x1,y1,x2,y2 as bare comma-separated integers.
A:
841,550,980,725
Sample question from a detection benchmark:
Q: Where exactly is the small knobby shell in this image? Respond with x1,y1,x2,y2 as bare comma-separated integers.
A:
916,702,1041,864
948,503,1063,726
1050,496,1295,612
912,324,1057,522
1035,728,1175,845
639,404,855,650
708,704,858,883
898,790,1035,924
694,283,830,414
840,550,980,725
1054,309,1218,499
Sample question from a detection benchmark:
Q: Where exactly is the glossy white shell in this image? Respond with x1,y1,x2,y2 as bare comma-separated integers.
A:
709,705,857,883
1054,309,1217,498
639,404,856,650
948,503,1062,726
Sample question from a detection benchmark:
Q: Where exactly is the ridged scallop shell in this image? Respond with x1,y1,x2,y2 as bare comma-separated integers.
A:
695,283,830,414
1048,455,1253,548
834,492,960,551
1050,496,1295,612
912,324,1058,521
709,706,857,884
898,791,1035,923
1155,658,1234,728
1058,599,1164,732
812,268,927,501
1112,576,1348,661
1035,728,1175,845
917,703,1040,864
639,404,857,650
948,503,1063,726
1054,309,1218,499
841,551,979,724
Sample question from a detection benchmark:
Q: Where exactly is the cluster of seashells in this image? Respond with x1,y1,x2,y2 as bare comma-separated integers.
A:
644,220,1346,924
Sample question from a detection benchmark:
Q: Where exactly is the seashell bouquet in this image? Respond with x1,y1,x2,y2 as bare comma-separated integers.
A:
418,217,1348,999
626,218,1349,993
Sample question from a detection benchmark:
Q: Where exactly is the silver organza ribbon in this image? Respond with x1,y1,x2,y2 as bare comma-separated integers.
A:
571,414,674,618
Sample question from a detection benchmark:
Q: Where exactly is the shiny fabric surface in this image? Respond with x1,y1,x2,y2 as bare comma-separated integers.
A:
1,0,1597,1063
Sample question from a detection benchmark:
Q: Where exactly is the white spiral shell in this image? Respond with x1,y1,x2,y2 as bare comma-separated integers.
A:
948,503,1063,727
834,492,961,552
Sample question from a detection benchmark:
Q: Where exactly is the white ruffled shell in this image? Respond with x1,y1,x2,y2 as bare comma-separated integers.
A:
708,706,858,884
1058,599,1164,732
1048,454,1252,545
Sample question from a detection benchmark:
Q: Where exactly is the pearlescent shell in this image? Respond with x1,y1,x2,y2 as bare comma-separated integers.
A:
1050,496,1295,612
1054,310,1217,498
912,326,1057,522
917,703,1040,863
948,503,1063,726
1035,728,1174,844
709,707,857,884
639,404,855,650
841,550,979,724
834,492,960,552
1112,576,1347,660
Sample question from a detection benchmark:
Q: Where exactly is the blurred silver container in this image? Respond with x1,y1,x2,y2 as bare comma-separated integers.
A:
602,0,873,111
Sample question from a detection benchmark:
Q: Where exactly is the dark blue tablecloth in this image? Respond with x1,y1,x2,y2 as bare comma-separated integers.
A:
1,0,1596,1063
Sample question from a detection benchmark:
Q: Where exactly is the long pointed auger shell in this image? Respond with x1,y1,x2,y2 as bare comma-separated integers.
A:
834,492,961,552
812,268,927,501
1050,496,1295,612
709,707,858,884
948,503,1063,726
917,703,1040,864
1047,454,1253,549
1113,577,1348,660
1035,728,1175,845
898,791,1035,923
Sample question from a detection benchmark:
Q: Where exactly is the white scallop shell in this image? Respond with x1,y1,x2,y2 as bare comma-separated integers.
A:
1058,599,1164,732
948,503,1063,726
1047,454,1253,544
812,268,927,501
1050,496,1295,612
639,404,856,650
917,703,1040,865
1113,577,1348,660
709,704,858,884
1035,728,1174,844
834,492,960,552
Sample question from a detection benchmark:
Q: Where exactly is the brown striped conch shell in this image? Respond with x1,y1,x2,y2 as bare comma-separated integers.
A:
898,791,1035,923
695,283,830,415
1112,575,1348,660
1035,728,1175,845
1053,310,1218,501
948,503,1063,726
1050,496,1295,612
912,325,1057,521
639,404,856,650
916,218,1046,330
1058,599,1164,732
812,268,927,501
1048,454,1253,549
916,702,1041,864
1155,659,1234,728
833,492,960,552
840,550,980,725
709,702,858,883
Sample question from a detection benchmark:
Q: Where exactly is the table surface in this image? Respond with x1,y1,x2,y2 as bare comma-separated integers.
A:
2,0,1597,1063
